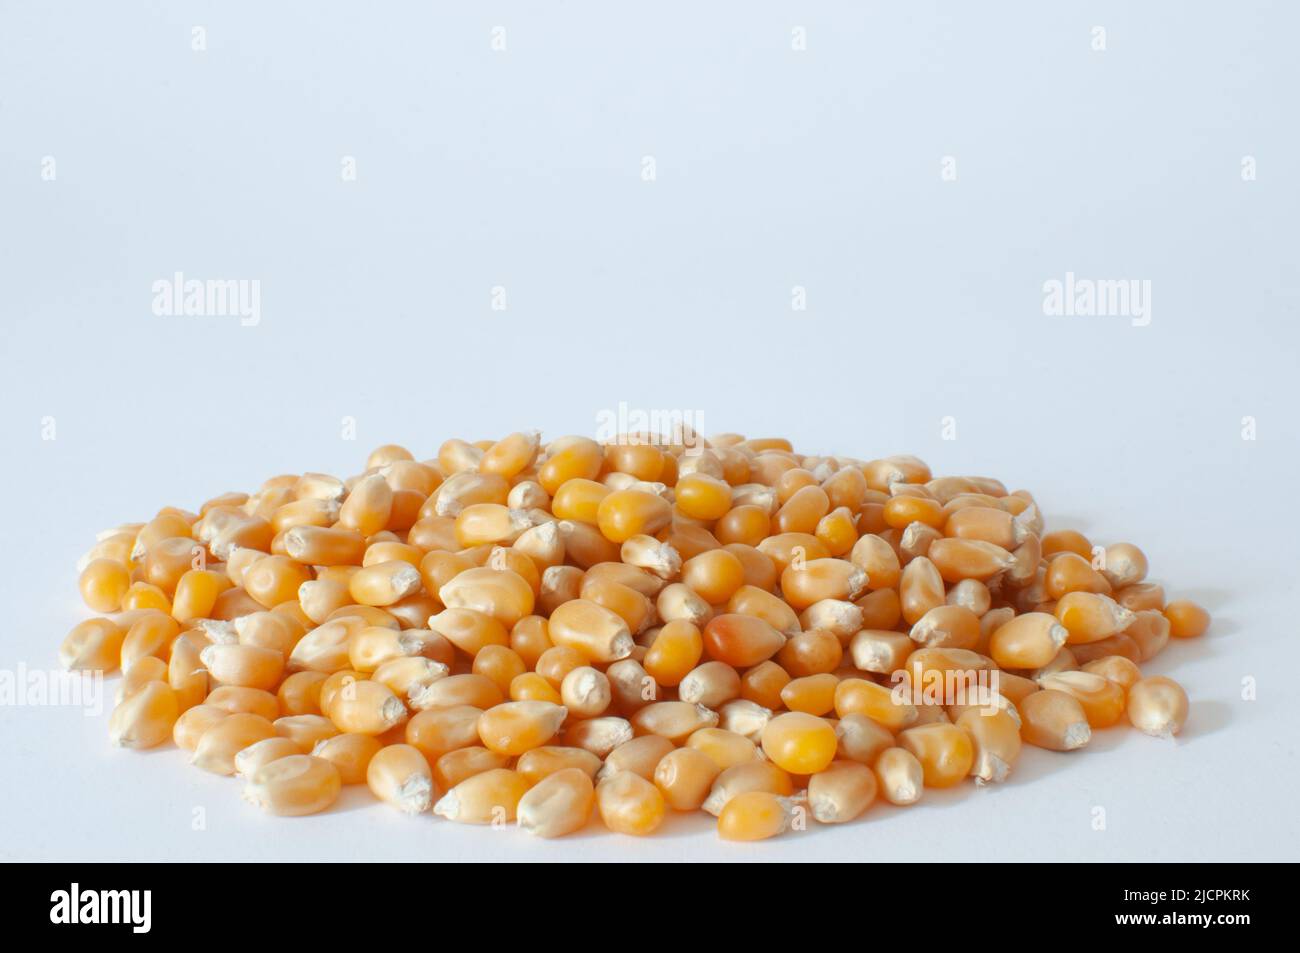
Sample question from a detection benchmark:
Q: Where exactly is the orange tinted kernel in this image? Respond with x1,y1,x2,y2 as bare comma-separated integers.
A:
675,473,733,521
760,712,837,774
680,549,746,605
1163,600,1210,639
1041,529,1093,559
740,660,791,710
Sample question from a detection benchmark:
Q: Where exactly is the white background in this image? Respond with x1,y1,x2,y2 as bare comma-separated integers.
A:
1,1,1297,861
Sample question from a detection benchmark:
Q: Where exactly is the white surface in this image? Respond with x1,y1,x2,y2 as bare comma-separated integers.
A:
1,1,1297,862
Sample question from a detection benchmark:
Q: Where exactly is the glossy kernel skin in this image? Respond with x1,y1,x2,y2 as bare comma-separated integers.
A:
1164,600,1210,639
243,755,342,816
898,723,974,788
702,614,786,668
760,712,837,775
596,771,666,836
717,791,794,841
1127,676,1189,737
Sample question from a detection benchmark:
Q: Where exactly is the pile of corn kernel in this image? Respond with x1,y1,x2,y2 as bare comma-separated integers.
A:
63,432,1210,840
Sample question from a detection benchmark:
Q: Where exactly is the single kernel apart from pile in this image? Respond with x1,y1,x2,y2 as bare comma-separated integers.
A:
62,430,1210,841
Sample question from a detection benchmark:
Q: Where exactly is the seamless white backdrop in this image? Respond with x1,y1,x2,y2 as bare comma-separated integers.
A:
1,1,1297,861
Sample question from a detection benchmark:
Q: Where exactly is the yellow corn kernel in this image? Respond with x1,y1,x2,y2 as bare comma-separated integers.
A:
653,747,721,812
60,618,125,672
538,436,603,494
1044,552,1110,601
551,478,612,525
324,679,408,735
848,629,913,675
701,614,786,668
200,643,284,691
479,431,540,478
514,746,601,787
715,505,771,548
598,735,675,783
242,754,341,816
434,768,529,824
120,611,179,670
679,549,746,605
595,771,666,836
516,767,595,838
410,673,502,712
909,605,981,650
275,670,327,712
834,713,894,766
678,661,741,709
686,727,758,772
191,712,277,774
642,620,703,687
338,473,393,536
717,699,773,741
367,743,434,813
79,558,132,613
873,746,923,805
283,525,367,566
1055,592,1136,644
563,716,635,758
898,722,973,788
1127,676,1189,738
429,746,508,792
1164,600,1210,639
814,507,858,557
717,790,797,841
988,612,1069,669
899,556,945,625
108,680,179,749
955,708,1021,784
477,700,568,756
559,666,612,717
596,489,673,544
547,599,634,663
428,608,510,656
172,704,228,751
205,685,279,720
675,472,733,521
404,705,483,762
170,569,228,623
834,678,916,731
120,581,172,614
701,760,794,816
1038,671,1126,728
348,560,423,608
509,671,563,704
1125,609,1172,662
927,538,1014,583
797,599,863,642
780,673,839,716
760,711,837,774
273,713,338,751
1020,689,1091,751
311,732,383,784
1080,655,1143,691
808,760,877,823
655,581,712,627
630,701,719,742
233,736,303,778
780,558,868,611
1114,582,1166,612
